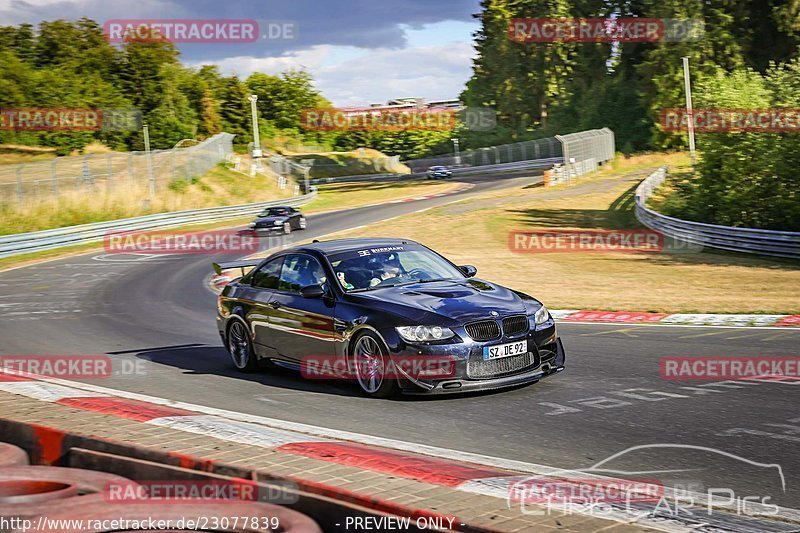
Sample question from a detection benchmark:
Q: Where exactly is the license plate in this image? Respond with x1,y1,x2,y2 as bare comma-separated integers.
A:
483,340,527,360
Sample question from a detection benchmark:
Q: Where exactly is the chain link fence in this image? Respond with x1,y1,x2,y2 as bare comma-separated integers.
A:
404,137,562,173
550,128,615,185
266,156,312,194
0,133,235,205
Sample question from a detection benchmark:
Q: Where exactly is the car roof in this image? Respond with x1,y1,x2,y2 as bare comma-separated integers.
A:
293,238,420,255
263,206,293,210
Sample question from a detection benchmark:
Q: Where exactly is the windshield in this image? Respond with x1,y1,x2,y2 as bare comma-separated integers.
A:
327,244,464,291
259,208,289,217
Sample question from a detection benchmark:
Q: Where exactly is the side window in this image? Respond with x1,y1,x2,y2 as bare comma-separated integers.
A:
252,258,283,290
278,254,327,293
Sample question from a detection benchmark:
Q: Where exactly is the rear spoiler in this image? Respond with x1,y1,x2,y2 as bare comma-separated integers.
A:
212,259,261,277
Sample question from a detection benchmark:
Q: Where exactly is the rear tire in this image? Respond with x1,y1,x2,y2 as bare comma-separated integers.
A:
299,217,307,230
227,320,258,372
351,331,399,398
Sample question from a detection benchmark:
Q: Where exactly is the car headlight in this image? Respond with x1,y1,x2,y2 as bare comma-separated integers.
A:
248,222,256,228
533,305,551,325
273,220,282,226
396,325,455,342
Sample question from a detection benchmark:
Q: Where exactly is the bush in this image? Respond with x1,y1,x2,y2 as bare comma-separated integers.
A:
659,61,800,231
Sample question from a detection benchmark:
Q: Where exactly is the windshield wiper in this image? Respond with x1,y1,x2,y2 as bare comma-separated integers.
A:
349,278,455,292
348,285,391,292
393,277,453,287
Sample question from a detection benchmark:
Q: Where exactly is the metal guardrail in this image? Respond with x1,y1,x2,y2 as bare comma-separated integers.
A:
405,136,561,173
0,190,317,259
309,157,562,185
635,167,800,259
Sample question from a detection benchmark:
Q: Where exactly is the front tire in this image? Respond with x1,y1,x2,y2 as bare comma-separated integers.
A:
352,332,399,398
283,221,292,234
227,320,258,372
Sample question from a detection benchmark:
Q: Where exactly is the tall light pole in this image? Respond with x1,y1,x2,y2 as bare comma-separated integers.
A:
248,94,262,169
682,56,696,167
451,137,460,165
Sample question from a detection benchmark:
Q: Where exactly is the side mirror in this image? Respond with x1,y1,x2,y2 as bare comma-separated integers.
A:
459,265,477,278
300,284,326,299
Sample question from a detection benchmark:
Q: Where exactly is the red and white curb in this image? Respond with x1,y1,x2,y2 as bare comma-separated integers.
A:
556,310,800,328
2,370,799,532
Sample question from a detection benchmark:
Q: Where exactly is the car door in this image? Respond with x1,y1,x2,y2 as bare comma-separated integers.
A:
269,253,336,363
289,208,301,229
245,257,283,358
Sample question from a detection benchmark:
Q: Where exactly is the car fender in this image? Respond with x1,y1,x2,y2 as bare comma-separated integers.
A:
345,323,389,355
223,308,250,343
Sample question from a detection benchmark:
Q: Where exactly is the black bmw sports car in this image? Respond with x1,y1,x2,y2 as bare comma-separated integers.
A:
248,206,307,234
214,238,565,397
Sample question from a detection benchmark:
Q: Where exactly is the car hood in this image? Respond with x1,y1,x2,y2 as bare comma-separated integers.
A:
349,278,527,324
254,216,287,224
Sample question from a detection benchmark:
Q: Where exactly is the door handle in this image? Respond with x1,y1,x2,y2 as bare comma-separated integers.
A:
268,301,281,309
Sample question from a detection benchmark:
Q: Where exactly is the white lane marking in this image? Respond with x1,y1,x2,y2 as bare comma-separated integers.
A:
149,414,327,448
92,253,180,262
0,381,107,402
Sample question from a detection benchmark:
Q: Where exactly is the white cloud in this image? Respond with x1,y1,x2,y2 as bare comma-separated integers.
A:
204,41,476,106
190,45,335,78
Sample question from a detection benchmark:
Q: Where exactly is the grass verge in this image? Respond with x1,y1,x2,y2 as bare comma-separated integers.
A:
0,165,295,235
0,178,462,271
330,152,800,314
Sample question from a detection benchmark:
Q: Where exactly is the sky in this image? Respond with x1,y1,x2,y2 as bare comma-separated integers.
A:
0,0,482,106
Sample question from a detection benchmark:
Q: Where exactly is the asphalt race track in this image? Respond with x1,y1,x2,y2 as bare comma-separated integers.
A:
1,172,798,511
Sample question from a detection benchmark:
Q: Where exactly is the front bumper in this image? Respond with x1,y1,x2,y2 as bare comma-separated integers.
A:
387,323,565,395
252,226,284,233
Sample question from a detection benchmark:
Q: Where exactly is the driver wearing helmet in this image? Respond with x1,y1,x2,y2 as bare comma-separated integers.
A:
368,253,402,287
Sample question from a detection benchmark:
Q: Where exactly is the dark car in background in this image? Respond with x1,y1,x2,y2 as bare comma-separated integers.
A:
249,206,307,235
214,238,565,398
427,166,452,179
